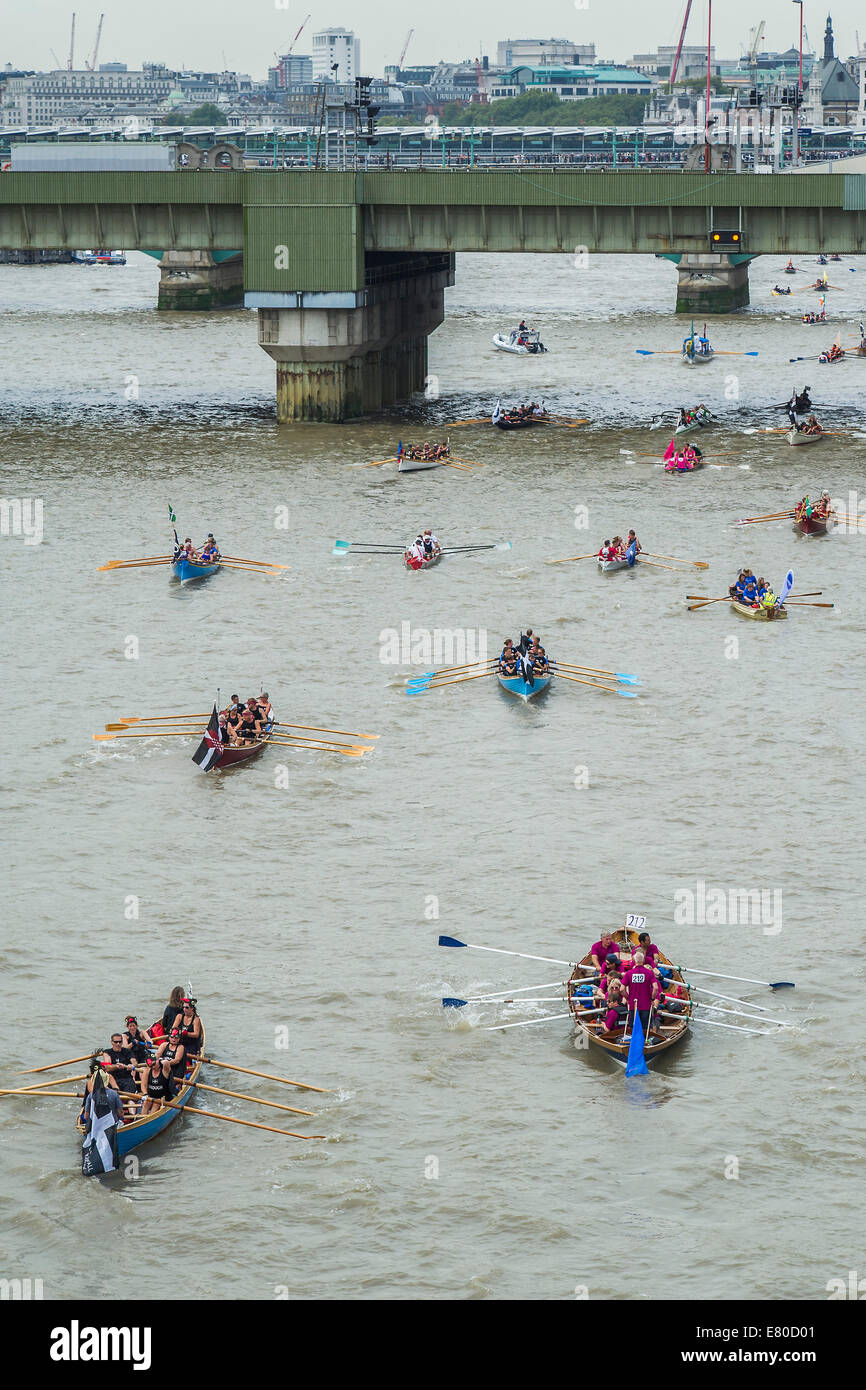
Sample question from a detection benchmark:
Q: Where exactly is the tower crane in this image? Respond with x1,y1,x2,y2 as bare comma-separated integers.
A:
68,12,76,71
670,0,693,89
85,14,105,72
274,13,311,65
398,29,414,68
747,20,765,76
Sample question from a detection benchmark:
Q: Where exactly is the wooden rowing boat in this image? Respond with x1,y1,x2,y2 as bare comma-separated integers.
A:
730,599,788,621
786,428,823,446
171,555,222,582
682,347,714,366
568,927,690,1066
398,453,446,472
209,720,274,770
77,1025,206,1158
793,510,833,536
498,671,551,700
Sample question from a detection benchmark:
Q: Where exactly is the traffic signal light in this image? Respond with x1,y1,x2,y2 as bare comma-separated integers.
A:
711,230,742,247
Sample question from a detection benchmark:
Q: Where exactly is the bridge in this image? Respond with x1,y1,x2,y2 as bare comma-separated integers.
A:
2,169,865,419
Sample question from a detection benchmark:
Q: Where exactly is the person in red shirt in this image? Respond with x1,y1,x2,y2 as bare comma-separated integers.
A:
621,951,660,1038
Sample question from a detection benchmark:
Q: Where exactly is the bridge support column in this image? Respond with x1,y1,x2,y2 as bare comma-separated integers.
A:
157,251,244,310
250,254,454,422
675,254,752,314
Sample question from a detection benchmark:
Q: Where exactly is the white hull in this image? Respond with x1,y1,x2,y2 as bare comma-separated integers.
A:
682,350,714,366
597,557,637,573
491,333,546,355
786,429,823,446
398,456,443,472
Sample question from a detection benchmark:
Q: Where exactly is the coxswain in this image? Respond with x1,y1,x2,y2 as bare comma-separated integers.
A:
676,406,688,428
625,530,641,562
728,569,746,599
218,712,233,745
518,629,534,654
174,997,202,1057
82,1058,125,1129
785,258,795,271
160,985,185,1037
760,585,779,616
256,692,273,721
140,1055,175,1116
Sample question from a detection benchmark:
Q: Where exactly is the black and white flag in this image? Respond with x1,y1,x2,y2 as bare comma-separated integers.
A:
191,704,222,771
81,1073,120,1176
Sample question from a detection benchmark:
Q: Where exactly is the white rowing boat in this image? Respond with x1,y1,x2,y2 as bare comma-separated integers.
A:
786,428,823,446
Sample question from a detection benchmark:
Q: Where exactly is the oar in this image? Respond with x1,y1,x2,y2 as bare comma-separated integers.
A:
406,670,496,695
635,348,682,356
93,730,202,741
438,934,574,967
681,984,771,1011
159,1100,325,1140
0,1088,84,1098
484,1013,574,1031
783,601,834,608
546,553,598,564
550,661,639,682
694,1000,794,1027
197,1058,330,1091
686,592,822,601
642,552,709,568
265,739,369,756
552,671,638,697
220,555,290,568
358,457,399,468
671,967,794,990
104,721,204,732
20,1052,96,1075
185,1081,315,1117
443,980,568,1005
410,660,494,679
333,540,405,552
98,559,172,571
637,559,688,572
444,417,488,426
713,350,759,357
1,1073,89,1096
657,1011,773,1036
273,721,379,739
439,542,512,553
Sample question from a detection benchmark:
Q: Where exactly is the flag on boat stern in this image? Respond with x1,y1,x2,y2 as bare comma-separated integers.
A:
627,540,637,567
520,652,535,688
191,704,222,771
778,569,794,607
81,1073,120,1176
492,399,502,425
396,441,403,462
625,1008,649,1077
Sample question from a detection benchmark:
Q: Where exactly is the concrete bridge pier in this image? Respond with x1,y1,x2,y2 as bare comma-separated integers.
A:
673,253,753,314
252,254,454,422
157,251,244,311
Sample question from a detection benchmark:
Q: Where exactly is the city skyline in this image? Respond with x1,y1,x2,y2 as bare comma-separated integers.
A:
4,1,863,78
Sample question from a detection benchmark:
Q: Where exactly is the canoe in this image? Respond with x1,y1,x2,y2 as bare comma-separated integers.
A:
597,556,638,573
793,512,832,536
568,927,690,1067
77,1024,206,1158
209,720,274,771
404,550,442,570
498,671,551,700
492,332,547,355
730,599,788,621
171,555,221,583
786,428,823,446
398,455,443,472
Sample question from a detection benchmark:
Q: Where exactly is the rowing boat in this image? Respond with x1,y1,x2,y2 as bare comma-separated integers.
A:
498,671,551,700
211,720,274,770
793,511,833,536
674,416,709,436
598,556,638,573
171,555,222,583
493,413,544,430
786,428,823,446
77,1025,206,1158
398,453,446,472
682,346,714,366
730,599,788,621
568,927,690,1066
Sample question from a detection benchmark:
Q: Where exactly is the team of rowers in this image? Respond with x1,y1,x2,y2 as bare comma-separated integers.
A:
819,343,845,364
772,284,793,296
598,530,641,562
404,529,441,568
728,570,781,613
683,333,712,357
801,310,826,324
675,403,711,429
664,440,703,471
174,534,221,564
579,931,688,1041
789,414,823,435
403,442,450,461
501,400,545,422
499,630,548,677
794,492,833,522
81,989,203,1123
217,693,273,745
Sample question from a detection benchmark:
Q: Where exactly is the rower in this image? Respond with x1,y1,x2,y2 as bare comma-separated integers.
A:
159,986,185,1037
741,573,759,606
499,639,519,675
244,697,263,727
610,536,624,558
175,997,202,1057
122,1016,149,1063
156,1028,187,1081
590,931,620,976
728,568,745,599
140,1055,175,1116
815,491,832,519
600,976,628,1036
102,1032,140,1117
223,696,244,733
625,530,641,563
199,534,220,562
422,529,440,558
631,931,660,967
528,640,547,672
599,539,612,561
621,951,660,1040
236,709,262,742
676,406,688,427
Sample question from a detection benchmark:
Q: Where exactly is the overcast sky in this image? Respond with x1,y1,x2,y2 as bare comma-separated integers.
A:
6,2,864,77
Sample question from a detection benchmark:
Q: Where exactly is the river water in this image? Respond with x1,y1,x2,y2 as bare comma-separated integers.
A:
1,250,864,1302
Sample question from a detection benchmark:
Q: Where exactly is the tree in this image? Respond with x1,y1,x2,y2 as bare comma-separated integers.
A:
162,103,228,126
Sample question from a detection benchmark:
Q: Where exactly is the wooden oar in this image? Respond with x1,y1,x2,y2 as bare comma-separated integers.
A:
409,660,495,679
1,1073,88,1096
783,601,834,608
185,1080,315,1117
266,739,369,756
93,730,202,741
406,670,496,694
359,456,399,467
221,555,290,568
444,417,488,426
0,1088,83,1098
197,1058,330,1092
165,1100,325,1139
273,721,379,739
98,559,172,571
687,597,732,610
104,722,205,732
119,713,210,723
552,672,637,697
546,553,598,564
637,559,687,572
642,552,709,568
20,1052,95,1075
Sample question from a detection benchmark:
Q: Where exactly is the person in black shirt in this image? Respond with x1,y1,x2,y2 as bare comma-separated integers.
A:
101,1034,140,1117
162,986,185,1036
122,1016,148,1063
140,1056,175,1116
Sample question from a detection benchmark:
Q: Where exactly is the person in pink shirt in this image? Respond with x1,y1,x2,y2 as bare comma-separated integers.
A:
590,932,620,976
621,951,660,1038
601,975,628,1035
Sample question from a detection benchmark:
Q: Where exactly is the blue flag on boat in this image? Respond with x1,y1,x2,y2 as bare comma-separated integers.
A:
778,569,794,607
396,441,403,461
625,1008,649,1077
626,540,637,567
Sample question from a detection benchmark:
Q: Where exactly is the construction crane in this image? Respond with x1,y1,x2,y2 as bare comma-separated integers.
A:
274,13,311,64
398,29,414,69
747,20,765,75
85,13,105,72
670,0,693,89
67,12,76,71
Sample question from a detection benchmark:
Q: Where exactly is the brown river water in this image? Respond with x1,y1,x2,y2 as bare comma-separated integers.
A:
1,249,864,1301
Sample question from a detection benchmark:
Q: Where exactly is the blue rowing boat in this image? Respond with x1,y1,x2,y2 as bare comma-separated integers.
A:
78,1026,205,1158
498,672,551,701
171,556,221,583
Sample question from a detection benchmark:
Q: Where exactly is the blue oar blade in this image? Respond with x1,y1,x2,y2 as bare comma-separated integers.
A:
615,673,639,684
770,981,796,989
405,687,430,697
616,689,640,698
635,349,654,356
743,351,760,357
442,997,468,1008
439,935,468,948
495,540,513,550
